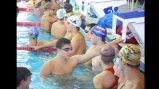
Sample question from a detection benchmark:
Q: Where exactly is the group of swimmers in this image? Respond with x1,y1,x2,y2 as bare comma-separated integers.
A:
17,0,144,89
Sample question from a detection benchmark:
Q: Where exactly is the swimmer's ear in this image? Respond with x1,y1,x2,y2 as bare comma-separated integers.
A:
20,80,25,86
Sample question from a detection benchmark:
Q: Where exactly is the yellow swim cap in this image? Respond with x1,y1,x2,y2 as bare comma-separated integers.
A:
27,1,35,8
119,44,141,66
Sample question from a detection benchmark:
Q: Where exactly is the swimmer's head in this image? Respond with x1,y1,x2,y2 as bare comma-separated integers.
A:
17,67,32,88
44,3,52,10
28,26,39,39
64,3,73,13
27,0,35,8
67,15,82,27
119,44,141,66
85,23,96,33
100,45,115,64
56,9,66,19
92,25,107,39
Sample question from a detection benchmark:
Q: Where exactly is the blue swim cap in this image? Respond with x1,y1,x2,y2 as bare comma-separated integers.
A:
28,26,39,39
92,25,107,39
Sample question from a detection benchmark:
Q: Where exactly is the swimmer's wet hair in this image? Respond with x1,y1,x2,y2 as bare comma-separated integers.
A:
17,67,32,87
86,23,96,29
76,27,80,31
45,0,51,2
56,38,71,49
64,3,73,13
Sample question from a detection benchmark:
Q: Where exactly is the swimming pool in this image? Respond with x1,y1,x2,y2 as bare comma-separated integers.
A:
17,11,96,89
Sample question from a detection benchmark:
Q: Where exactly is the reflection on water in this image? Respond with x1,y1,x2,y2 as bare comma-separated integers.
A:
17,12,40,22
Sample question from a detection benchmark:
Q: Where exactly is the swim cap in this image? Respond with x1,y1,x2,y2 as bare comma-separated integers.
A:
119,44,141,66
56,9,66,19
67,15,82,27
101,45,115,57
100,45,115,64
27,0,35,8
28,26,39,39
92,25,107,39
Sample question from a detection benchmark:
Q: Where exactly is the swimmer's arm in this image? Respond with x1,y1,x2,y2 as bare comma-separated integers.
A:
70,47,100,64
109,36,123,44
56,0,64,4
84,46,95,65
43,40,58,47
34,40,57,50
42,1,50,8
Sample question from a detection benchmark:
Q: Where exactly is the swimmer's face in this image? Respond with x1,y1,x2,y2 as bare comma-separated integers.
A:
48,9,55,15
60,44,72,58
66,22,74,32
22,75,31,89
64,18,68,25
90,32,98,45
84,26,92,40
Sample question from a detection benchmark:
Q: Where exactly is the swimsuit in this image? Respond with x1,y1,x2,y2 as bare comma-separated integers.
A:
104,67,119,89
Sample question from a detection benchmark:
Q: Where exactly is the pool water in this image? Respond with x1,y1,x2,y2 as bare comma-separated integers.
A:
17,11,95,89
17,11,40,22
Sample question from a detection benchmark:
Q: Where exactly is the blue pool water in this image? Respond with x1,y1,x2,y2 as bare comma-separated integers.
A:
17,11,95,89
17,11,40,22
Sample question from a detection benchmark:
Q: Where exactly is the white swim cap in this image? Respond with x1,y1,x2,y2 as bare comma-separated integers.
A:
67,15,82,27
56,9,66,19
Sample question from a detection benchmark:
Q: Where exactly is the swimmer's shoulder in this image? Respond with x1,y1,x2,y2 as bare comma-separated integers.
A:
44,58,56,67
52,21,58,25
74,33,84,40
86,45,96,53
